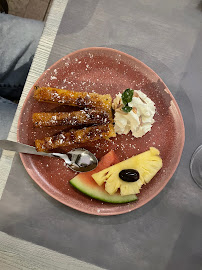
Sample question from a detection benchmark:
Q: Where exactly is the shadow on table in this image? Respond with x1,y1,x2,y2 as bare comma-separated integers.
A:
166,213,202,270
58,0,99,35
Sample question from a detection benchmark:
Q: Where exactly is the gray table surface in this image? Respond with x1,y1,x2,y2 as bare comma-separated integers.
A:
0,1,202,269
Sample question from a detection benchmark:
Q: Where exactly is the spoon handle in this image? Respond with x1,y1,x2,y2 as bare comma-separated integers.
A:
0,140,52,157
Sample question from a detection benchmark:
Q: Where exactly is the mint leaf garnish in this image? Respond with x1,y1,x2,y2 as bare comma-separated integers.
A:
122,89,134,105
122,105,133,112
121,89,133,113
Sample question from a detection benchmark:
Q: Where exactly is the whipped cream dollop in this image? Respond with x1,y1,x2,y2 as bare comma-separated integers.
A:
112,90,156,138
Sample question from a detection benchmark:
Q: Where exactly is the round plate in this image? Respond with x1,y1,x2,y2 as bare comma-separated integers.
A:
17,47,185,216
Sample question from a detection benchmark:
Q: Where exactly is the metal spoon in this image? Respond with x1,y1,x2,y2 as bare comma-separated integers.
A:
0,140,98,172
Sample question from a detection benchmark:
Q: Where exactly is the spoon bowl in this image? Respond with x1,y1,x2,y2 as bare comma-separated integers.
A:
53,148,98,172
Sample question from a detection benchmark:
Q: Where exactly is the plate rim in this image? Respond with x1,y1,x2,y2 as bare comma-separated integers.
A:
17,46,185,216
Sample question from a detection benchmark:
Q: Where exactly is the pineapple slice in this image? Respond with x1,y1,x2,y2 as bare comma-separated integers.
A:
92,147,162,196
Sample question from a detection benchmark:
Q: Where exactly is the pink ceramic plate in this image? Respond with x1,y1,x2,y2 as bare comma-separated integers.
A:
17,47,185,216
